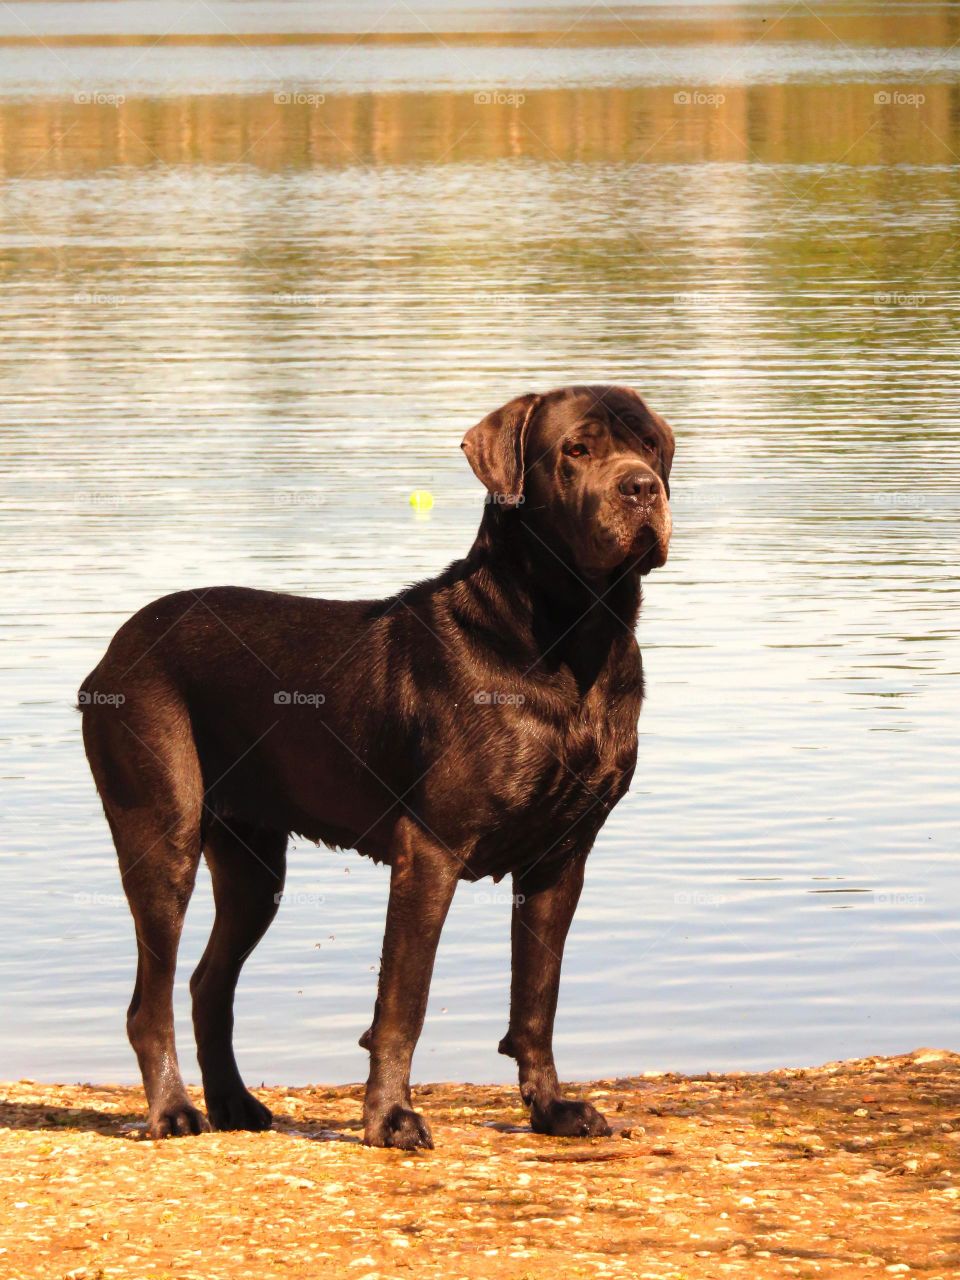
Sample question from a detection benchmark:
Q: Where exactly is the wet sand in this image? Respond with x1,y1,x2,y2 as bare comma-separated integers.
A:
1,1048,958,1278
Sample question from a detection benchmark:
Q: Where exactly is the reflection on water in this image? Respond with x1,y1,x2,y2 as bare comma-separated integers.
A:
1,2,958,1086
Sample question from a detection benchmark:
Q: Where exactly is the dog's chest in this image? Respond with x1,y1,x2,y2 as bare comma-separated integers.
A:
464,680,641,878
533,693,638,811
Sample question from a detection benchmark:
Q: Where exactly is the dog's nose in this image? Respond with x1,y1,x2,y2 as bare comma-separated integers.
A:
618,472,659,504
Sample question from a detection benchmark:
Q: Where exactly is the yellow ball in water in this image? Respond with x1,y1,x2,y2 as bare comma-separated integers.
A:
409,489,434,513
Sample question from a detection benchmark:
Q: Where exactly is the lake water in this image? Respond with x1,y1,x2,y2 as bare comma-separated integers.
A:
1,1,958,1089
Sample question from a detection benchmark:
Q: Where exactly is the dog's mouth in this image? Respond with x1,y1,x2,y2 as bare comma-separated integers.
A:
610,495,671,574
630,496,671,565
627,517,670,574
575,504,671,578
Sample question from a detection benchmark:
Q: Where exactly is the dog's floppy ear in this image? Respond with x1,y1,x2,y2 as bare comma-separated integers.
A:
461,393,542,503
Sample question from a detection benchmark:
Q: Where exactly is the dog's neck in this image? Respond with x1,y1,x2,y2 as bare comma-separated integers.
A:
456,503,642,684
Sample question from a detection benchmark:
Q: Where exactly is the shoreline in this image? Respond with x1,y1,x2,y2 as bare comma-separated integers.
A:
2,1048,958,1278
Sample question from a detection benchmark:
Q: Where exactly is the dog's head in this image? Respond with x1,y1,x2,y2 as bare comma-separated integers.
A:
462,385,674,577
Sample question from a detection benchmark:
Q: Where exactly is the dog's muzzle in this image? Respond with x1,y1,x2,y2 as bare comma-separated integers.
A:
616,468,671,569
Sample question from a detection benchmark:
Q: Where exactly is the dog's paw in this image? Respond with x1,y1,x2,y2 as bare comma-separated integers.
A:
531,1098,611,1138
206,1087,273,1133
147,1101,210,1139
364,1104,434,1150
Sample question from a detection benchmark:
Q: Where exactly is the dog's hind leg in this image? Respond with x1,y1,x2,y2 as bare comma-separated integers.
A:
122,819,207,1137
84,692,208,1138
191,817,286,1131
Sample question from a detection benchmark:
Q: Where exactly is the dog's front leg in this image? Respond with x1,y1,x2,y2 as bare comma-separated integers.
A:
362,827,459,1149
499,853,611,1138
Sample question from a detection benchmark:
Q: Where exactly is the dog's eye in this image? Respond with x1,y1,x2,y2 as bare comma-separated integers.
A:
564,443,589,458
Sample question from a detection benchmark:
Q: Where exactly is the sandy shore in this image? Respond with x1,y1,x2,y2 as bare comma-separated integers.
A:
1,1049,958,1279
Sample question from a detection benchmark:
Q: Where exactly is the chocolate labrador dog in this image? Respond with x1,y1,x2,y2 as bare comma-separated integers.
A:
80,384,673,1149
